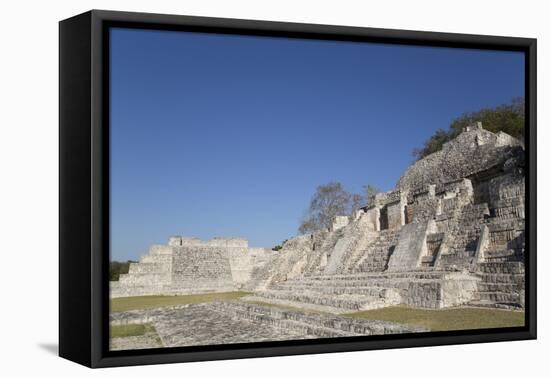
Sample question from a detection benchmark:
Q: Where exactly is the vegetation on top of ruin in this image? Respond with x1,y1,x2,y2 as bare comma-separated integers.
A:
272,239,288,251
412,97,525,161
298,182,378,234
110,260,136,281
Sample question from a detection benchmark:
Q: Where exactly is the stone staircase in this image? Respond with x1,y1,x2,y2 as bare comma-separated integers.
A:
421,232,444,267
467,213,525,309
437,203,489,268
209,301,426,337
352,229,400,273
244,271,474,313
246,288,398,313
469,261,525,309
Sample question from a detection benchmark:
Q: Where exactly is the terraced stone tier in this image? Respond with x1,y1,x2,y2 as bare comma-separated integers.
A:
110,281,238,298
469,261,525,309
244,289,398,313
248,271,478,312
110,301,426,350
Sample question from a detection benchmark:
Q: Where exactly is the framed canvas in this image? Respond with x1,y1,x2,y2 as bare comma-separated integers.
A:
59,10,537,368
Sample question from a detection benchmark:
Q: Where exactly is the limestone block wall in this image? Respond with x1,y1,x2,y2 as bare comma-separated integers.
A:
229,247,273,286
406,185,438,223
488,173,525,218
171,245,234,287
386,199,404,230
111,237,275,297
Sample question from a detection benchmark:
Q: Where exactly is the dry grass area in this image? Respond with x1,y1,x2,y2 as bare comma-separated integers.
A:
110,291,251,313
109,323,163,350
345,306,525,331
110,323,155,338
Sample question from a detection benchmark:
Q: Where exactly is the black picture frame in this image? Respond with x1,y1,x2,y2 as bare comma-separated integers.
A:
59,9,537,368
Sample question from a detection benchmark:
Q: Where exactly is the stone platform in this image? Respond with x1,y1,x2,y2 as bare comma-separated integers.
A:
110,301,426,349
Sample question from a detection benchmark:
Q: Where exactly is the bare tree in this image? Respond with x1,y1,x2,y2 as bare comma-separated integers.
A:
350,193,364,216
363,184,380,207
298,182,352,234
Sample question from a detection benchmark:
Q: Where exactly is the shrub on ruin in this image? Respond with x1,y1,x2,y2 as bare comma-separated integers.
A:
412,97,525,161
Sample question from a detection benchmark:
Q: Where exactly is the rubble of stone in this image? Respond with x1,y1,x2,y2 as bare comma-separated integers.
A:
110,301,425,349
112,122,526,312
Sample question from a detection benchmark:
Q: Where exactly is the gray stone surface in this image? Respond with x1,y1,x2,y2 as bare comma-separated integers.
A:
110,301,426,349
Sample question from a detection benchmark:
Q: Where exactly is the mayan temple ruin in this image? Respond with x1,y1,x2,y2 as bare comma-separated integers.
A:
110,123,525,349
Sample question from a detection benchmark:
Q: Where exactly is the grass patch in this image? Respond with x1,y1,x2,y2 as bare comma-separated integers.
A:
345,306,525,331
110,323,154,338
111,291,251,313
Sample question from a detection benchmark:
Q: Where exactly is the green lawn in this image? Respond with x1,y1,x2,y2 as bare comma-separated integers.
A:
110,323,155,338
111,291,251,313
345,306,525,331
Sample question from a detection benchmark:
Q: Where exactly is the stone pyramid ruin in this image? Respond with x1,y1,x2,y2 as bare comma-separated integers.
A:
111,122,526,312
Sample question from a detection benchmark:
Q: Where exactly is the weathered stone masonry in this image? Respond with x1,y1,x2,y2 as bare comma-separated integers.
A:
112,123,526,312
111,237,275,297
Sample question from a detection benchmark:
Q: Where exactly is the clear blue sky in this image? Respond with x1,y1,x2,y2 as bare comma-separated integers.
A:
110,27,524,261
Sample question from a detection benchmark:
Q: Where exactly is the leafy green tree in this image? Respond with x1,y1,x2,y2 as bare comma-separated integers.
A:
272,239,288,251
412,97,524,161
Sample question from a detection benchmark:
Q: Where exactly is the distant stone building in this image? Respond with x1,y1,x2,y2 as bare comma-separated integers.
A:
110,238,274,298
112,123,525,312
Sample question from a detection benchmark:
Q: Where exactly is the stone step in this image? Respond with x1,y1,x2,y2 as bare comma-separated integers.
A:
478,282,519,292
298,271,447,281
355,265,388,273
444,250,475,258
128,262,167,274
274,280,392,289
467,300,523,310
421,256,436,263
269,285,389,296
483,249,523,263
209,301,426,335
478,262,524,274
484,256,523,263
249,289,399,313
118,272,167,284
478,273,524,285
277,276,442,288
478,291,520,303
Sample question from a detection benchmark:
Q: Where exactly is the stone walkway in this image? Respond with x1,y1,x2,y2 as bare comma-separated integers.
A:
110,301,425,350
